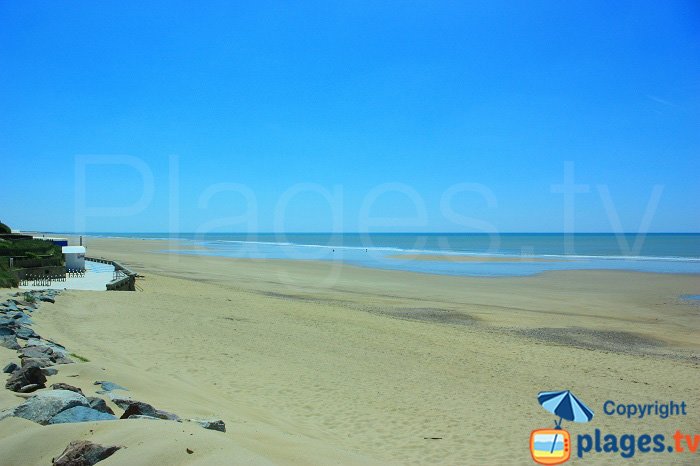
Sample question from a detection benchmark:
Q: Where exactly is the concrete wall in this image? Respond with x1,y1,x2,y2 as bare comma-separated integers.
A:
86,256,137,291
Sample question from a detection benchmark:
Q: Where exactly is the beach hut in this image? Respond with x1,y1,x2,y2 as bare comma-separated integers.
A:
62,246,86,271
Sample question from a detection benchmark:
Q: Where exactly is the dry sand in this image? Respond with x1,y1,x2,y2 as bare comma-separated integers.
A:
1,237,699,465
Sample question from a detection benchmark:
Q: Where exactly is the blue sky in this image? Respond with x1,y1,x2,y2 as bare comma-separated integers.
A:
1,1,698,233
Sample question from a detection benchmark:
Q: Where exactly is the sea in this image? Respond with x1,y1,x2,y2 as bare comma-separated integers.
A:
83,233,700,277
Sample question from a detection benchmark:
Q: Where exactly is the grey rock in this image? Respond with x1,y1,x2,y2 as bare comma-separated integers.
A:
52,440,121,466
54,355,75,365
119,401,157,419
0,326,14,336
21,357,54,368
5,363,47,392
20,345,54,360
3,301,18,312
3,362,19,374
42,367,58,376
27,338,68,356
14,390,89,425
39,296,55,303
127,414,160,420
48,406,116,424
0,335,20,350
94,381,128,393
115,398,179,421
14,326,39,340
11,299,36,309
87,397,115,415
191,418,226,432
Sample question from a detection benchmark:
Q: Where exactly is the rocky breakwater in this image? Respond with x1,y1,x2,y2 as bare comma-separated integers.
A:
1,290,226,465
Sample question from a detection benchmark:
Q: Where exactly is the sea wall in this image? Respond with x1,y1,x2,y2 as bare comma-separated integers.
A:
85,257,137,291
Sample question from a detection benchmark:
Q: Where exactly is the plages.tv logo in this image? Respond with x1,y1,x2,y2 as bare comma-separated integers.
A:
530,390,594,465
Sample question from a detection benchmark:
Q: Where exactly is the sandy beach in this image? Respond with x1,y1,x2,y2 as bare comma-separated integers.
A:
387,254,569,262
1,237,699,465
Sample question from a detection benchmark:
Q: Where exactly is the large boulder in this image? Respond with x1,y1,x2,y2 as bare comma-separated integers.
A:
48,406,116,424
52,440,121,466
14,390,90,425
5,362,47,392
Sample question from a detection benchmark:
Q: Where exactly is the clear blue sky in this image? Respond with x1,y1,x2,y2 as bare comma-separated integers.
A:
1,1,698,233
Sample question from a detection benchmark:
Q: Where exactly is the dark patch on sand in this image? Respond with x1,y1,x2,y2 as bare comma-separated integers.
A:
221,316,250,322
515,327,666,354
259,291,321,302
384,308,479,326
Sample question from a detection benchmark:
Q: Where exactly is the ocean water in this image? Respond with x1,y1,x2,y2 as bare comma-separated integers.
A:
86,233,700,277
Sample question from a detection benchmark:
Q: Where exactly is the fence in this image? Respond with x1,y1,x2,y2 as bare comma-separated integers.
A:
86,256,137,291
19,274,66,287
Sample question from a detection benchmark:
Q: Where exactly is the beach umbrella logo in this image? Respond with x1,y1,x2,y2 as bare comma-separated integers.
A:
530,390,594,465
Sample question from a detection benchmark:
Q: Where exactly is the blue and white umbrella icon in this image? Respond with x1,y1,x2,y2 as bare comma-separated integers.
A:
537,390,594,454
538,390,594,426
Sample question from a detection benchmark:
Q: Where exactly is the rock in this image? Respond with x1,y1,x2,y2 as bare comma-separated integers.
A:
186,448,194,454
11,299,36,309
0,317,15,326
52,440,121,466
3,301,18,312
5,363,47,392
42,367,58,376
119,402,157,419
93,381,128,393
27,338,69,356
21,357,54,368
87,397,114,415
52,383,84,395
0,335,20,350
3,362,19,374
190,418,226,432
116,399,179,421
14,390,89,425
39,296,55,303
54,355,75,365
0,326,14,336
127,414,160,420
20,345,54,360
19,346,73,366
48,406,117,424
14,326,39,340
18,383,43,393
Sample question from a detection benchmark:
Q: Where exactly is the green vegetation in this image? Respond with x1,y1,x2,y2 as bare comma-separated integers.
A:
70,352,90,362
0,259,18,288
0,221,64,288
23,292,36,303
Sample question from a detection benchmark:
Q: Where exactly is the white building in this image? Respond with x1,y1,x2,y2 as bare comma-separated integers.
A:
62,246,86,270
